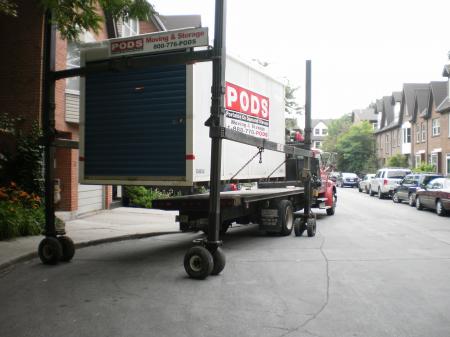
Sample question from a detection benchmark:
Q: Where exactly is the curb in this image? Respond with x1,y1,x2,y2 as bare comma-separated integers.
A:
0,231,180,273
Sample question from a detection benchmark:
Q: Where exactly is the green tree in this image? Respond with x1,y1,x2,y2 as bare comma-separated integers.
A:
386,154,408,168
322,114,352,153
335,121,377,175
285,84,303,116
1,0,154,41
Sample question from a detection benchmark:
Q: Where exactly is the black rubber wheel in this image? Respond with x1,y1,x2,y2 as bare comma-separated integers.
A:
278,200,294,236
326,193,337,216
436,200,446,216
294,218,306,237
392,192,400,203
184,246,213,280
377,188,383,199
58,236,75,262
408,193,415,207
416,196,423,210
38,237,63,265
358,186,362,192
369,186,375,196
211,247,226,275
306,218,317,237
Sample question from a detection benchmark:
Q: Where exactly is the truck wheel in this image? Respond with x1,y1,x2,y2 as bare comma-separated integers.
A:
326,193,337,216
377,188,383,199
184,246,213,280
278,200,294,236
436,200,446,216
358,186,362,192
211,247,226,275
294,218,306,237
306,218,316,237
58,236,75,262
38,237,63,265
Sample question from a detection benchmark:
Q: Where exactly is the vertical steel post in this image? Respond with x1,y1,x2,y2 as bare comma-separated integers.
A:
303,60,312,216
42,10,57,236
207,0,227,247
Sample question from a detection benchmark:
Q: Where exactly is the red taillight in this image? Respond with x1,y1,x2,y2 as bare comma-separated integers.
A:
185,154,196,160
384,179,388,186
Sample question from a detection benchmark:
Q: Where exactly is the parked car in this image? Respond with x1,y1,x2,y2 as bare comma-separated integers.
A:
392,173,443,206
358,174,375,193
369,168,411,199
336,172,359,188
415,177,450,216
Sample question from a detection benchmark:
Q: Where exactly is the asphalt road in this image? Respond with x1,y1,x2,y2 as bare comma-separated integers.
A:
1,188,450,337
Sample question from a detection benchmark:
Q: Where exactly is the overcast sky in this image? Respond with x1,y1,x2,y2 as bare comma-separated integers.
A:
150,0,450,119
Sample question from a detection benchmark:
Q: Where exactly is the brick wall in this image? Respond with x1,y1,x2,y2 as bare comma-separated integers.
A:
0,0,44,130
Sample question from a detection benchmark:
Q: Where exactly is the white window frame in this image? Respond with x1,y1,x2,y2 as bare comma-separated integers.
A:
65,31,95,93
446,153,450,175
430,153,438,172
121,18,139,37
322,129,328,135
416,125,420,143
314,128,320,135
421,123,426,142
415,154,421,168
432,118,440,137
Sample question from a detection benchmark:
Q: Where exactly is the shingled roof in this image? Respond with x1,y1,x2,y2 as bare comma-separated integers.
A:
414,88,430,121
401,83,430,122
421,81,448,118
352,108,377,123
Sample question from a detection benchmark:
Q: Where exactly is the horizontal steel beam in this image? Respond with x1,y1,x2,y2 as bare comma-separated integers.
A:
52,49,215,80
221,128,313,158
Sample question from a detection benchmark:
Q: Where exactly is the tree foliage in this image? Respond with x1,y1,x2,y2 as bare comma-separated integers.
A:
322,114,352,153
333,121,377,175
386,154,408,168
1,0,154,41
412,163,436,173
285,84,303,115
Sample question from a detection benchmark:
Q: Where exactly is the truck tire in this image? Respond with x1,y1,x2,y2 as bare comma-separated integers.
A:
184,246,213,280
408,193,416,207
436,200,446,216
377,188,383,199
278,200,294,236
392,192,400,203
211,247,226,275
326,193,337,216
415,196,423,210
306,218,316,237
38,237,63,265
294,218,306,237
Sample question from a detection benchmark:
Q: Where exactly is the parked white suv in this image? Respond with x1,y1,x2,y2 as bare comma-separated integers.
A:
369,168,411,199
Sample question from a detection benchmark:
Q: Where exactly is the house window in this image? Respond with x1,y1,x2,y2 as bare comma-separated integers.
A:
314,141,321,148
121,18,139,37
416,125,420,143
372,122,378,130
421,123,426,142
430,153,438,172
322,129,328,135
403,127,411,143
66,31,95,92
315,129,320,135
415,154,421,168
432,118,440,136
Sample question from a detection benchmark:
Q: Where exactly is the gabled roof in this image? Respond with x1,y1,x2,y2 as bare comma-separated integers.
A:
311,119,333,129
401,83,429,122
391,91,402,104
430,81,447,108
414,88,430,121
352,108,377,122
442,64,450,77
383,96,395,126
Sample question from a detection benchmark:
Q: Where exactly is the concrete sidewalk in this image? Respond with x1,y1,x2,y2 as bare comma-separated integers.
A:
0,207,180,270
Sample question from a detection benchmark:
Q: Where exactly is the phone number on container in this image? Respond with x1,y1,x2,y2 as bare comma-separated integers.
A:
153,39,197,49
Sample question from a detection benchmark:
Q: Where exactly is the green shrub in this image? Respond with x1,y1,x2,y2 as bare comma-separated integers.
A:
124,186,172,208
412,163,436,173
0,182,44,240
387,154,409,168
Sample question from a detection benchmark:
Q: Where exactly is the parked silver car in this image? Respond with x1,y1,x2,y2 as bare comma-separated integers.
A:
358,174,375,193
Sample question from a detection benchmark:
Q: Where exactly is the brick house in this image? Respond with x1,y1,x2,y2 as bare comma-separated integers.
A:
351,107,377,129
0,1,200,216
437,64,450,174
412,81,449,174
374,94,402,166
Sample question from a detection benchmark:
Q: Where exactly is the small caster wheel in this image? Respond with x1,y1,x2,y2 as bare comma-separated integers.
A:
58,236,75,262
184,246,213,280
211,247,226,275
38,237,63,265
294,218,306,237
307,218,317,237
